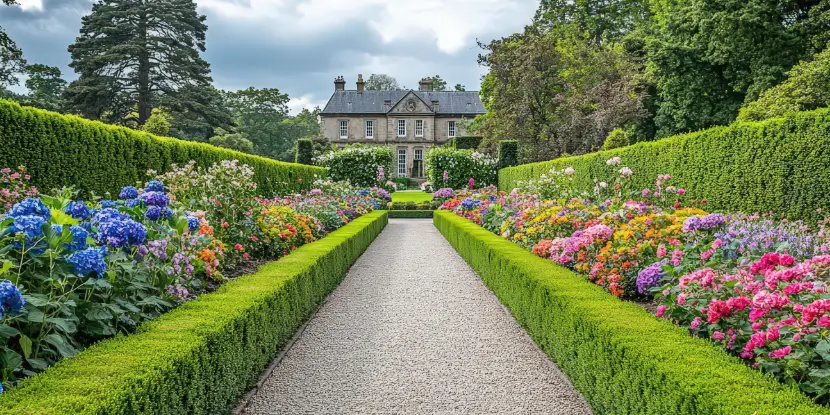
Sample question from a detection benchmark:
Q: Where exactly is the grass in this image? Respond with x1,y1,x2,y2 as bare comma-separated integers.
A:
391,190,433,204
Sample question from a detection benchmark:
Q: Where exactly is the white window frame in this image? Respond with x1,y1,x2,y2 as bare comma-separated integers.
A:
397,119,407,138
448,121,456,138
365,120,374,139
397,149,407,177
339,120,348,139
415,119,424,137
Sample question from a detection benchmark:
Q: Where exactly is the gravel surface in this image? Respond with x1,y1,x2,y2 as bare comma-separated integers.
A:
243,219,592,415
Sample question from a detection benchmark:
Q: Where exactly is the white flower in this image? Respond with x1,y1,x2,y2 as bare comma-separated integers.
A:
606,157,622,166
619,167,633,177
564,167,575,176
599,182,608,188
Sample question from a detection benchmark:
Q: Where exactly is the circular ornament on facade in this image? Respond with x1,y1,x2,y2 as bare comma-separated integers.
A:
406,99,417,112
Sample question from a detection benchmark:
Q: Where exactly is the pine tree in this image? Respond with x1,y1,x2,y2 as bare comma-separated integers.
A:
66,0,215,126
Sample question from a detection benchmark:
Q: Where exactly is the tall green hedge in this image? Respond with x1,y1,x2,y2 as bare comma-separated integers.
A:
497,140,518,170
0,100,324,197
434,211,830,415
498,108,830,220
295,138,314,165
453,136,483,150
0,211,388,415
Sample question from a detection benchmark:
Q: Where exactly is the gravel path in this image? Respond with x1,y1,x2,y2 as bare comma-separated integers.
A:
243,219,591,415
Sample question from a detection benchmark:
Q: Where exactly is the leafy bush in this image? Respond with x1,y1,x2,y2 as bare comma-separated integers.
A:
426,147,497,190
600,127,633,150
389,210,434,218
498,108,830,220
315,145,394,187
0,211,388,414
453,136,483,150
0,99,322,197
208,133,255,154
295,138,314,165
497,140,518,170
434,211,830,415
0,166,38,211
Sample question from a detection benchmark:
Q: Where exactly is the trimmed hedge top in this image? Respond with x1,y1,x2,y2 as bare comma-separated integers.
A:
0,99,324,197
434,211,830,415
498,108,830,220
0,210,388,415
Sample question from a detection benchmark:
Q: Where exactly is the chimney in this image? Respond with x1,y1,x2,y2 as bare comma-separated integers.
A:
431,100,439,113
334,75,346,92
418,77,434,92
356,74,365,93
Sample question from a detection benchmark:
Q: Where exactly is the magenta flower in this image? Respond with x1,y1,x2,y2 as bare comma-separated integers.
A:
768,346,792,359
442,170,449,182
468,178,475,190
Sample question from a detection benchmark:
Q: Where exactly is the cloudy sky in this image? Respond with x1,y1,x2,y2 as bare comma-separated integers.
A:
1,0,537,114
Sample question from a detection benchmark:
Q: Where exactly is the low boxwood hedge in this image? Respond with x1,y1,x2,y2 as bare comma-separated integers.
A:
0,99,324,197
498,108,830,220
0,211,388,415
433,211,830,415
388,210,434,218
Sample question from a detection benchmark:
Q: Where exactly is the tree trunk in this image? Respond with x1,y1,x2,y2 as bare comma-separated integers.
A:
137,6,151,125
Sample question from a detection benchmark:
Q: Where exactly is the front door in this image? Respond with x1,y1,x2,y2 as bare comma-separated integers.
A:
413,149,423,178
398,149,407,178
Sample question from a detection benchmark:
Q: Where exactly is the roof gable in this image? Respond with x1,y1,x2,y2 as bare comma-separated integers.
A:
388,90,435,115
321,90,486,115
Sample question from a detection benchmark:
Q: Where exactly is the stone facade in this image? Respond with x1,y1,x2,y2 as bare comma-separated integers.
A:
319,75,486,180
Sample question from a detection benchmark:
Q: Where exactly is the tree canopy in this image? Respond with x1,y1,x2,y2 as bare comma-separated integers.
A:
364,74,400,91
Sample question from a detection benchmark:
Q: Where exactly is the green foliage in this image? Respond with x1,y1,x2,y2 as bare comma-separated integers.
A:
364,74,400,91
601,127,634,150
295,138,314,165
0,211,388,414
452,136,483,150
429,74,448,91
426,147,497,190
65,0,215,128
16,64,66,112
316,145,394,187
388,210,434,218
453,84,466,91
140,108,171,136
0,99,323,197
0,26,25,89
497,140,518,169
208,132,255,154
434,211,830,415
739,46,830,121
499,108,830,221
390,191,433,204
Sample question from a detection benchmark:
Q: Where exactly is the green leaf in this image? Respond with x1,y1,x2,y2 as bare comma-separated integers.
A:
816,340,830,361
43,333,77,358
0,324,20,341
46,317,77,334
0,260,13,277
0,349,23,371
49,208,80,226
18,333,32,360
23,293,50,307
26,308,45,323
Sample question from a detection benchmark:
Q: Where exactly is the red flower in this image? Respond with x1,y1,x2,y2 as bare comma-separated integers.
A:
235,244,244,251
221,222,229,228
243,253,250,260
251,235,259,242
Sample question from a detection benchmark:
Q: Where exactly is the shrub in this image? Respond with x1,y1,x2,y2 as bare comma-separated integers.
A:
434,211,830,415
0,211,388,414
0,99,322,197
0,166,38,211
453,136,483,150
389,210,433,218
295,138,314,165
600,127,633,150
208,133,255,154
498,108,830,220
426,147,497,190
315,145,394,187
497,140,518,170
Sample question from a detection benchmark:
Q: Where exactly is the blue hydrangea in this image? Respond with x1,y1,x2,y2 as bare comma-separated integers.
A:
101,200,117,209
119,186,139,200
636,261,667,294
67,247,109,277
186,216,200,232
64,201,91,220
145,206,162,221
162,207,174,218
52,224,63,234
140,191,168,208
92,208,128,226
145,180,165,193
12,215,46,240
0,280,25,318
68,225,89,251
125,199,140,208
96,214,146,248
8,198,50,220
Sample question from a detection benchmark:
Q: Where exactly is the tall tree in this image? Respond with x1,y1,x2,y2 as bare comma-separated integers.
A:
226,87,290,158
66,0,213,126
17,64,66,112
535,0,649,44
0,26,25,90
454,84,466,91
364,74,400,91
430,75,448,91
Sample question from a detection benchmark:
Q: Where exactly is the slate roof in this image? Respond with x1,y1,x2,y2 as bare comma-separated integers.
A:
321,90,486,115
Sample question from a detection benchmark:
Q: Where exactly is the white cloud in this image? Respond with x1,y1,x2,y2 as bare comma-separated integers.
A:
199,0,535,54
288,94,327,115
14,0,43,11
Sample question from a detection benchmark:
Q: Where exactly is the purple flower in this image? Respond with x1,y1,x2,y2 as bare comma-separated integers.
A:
682,216,702,232
433,188,453,198
140,191,169,208
145,206,162,221
636,260,667,294
699,213,725,230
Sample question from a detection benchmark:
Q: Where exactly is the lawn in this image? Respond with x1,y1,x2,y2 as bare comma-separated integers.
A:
391,190,433,204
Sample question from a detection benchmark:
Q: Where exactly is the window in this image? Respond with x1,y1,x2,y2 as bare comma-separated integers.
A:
365,120,374,139
415,120,424,137
448,121,456,138
339,120,348,139
413,149,424,178
397,119,406,137
398,149,407,177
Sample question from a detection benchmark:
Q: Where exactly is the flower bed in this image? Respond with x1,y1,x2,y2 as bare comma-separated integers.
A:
0,161,389,393
439,156,830,403
434,211,828,414
0,210,387,414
